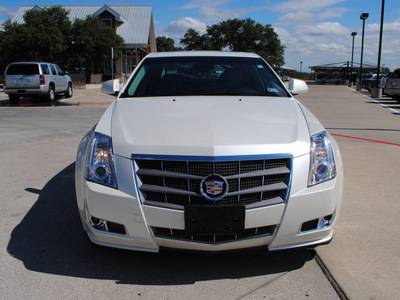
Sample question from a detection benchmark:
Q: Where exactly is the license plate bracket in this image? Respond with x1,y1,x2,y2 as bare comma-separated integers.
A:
185,205,245,235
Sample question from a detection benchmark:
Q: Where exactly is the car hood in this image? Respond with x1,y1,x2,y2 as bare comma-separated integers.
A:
110,96,311,158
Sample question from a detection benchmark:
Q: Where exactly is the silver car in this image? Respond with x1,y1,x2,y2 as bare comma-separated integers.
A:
3,62,73,104
315,75,343,85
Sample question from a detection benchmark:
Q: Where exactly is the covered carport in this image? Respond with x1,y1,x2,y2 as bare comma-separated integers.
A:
310,61,381,84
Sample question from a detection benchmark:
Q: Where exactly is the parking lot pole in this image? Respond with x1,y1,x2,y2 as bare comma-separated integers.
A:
348,32,357,87
357,13,369,91
372,0,385,98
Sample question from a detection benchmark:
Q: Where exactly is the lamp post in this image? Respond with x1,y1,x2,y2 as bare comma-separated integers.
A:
372,0,385,98
300,61,303,74
357,13,369,91
348,32,357,87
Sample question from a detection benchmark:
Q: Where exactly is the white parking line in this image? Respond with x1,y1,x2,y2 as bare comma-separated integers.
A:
348,87,400,114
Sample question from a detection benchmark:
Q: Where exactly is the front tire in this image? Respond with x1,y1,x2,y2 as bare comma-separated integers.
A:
65,83,73,98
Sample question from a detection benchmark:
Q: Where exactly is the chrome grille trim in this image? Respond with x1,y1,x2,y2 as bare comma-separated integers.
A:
132,154,292,208
151,225,277,244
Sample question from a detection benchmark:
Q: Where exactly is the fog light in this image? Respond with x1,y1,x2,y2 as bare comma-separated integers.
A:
319,214,333,228
90,216,107,231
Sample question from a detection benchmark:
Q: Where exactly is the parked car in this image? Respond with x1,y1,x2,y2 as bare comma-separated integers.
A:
3,62,73,104
315,75,343,85
355,74,367,85
384,68,400,101
365,74,383,92
361,74,375,89
75,51,343,253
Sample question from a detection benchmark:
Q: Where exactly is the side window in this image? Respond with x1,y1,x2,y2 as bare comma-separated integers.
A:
50,65,57,75
41,64,50,75
127,65,147,96
101,18,112,27
55,65,64,76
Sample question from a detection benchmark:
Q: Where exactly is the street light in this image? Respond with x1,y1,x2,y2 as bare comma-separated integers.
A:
300,61,303,74
372,0,385,98
348,32,357,87
357,13,369,91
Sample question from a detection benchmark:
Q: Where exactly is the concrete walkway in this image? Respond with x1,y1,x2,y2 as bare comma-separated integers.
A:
297,85,400,300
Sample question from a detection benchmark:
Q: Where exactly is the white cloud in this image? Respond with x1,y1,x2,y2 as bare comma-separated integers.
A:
197,6,262,22
273,27,290,39
366,19,400,35
278,12,314,25
167,17,207,34
197,6,241,21
0,5,18,19
295,22,349,37
277,7,347,27
318,7,347,19
274,0,346,13
180,0,235,10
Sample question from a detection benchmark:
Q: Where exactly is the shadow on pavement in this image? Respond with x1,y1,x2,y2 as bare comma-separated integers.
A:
7,163,314,285
0,96,74,107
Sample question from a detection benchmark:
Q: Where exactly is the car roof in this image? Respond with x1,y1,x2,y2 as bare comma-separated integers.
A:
145,51,261,59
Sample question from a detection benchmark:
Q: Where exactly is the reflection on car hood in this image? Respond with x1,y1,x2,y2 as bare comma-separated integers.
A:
111,96,311,158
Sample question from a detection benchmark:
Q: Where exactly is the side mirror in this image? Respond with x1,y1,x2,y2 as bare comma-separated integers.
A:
289,78,308,95
101,79,120,96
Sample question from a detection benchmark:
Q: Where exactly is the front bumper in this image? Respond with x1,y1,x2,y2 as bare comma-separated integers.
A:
76,152,343,252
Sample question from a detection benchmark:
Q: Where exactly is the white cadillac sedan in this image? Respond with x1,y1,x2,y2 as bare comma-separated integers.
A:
75,51,343,252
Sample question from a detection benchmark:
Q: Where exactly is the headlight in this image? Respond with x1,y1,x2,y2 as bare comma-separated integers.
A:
308,131,336,186
85,132,117,188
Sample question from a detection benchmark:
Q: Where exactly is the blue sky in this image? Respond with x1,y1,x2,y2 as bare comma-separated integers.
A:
1,0,399,71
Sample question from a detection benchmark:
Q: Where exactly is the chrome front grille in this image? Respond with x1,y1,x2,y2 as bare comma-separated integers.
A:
152,225,277,244
133,155,292,209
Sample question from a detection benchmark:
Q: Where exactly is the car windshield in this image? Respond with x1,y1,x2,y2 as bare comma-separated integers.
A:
122,56,290,98
6,64,39,76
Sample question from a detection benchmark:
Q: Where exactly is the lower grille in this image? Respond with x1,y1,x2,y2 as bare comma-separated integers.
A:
152,225,277,244
133,155,291,209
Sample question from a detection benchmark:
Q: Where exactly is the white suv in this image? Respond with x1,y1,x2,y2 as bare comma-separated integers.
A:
3,62,73,104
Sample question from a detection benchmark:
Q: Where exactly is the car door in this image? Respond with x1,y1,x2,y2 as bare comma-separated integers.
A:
54,64,68,92
48,64,59,91
49,64,64,92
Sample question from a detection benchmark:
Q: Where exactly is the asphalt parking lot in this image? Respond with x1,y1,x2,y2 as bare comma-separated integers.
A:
1,84,399,299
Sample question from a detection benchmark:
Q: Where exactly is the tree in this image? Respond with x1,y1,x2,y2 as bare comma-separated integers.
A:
156,36,182,52
180,29,210,51
0,6,71,68
0,20,28,71
23,6,72,65
180,18,285,68
0,6,124,78
70,16,124,81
